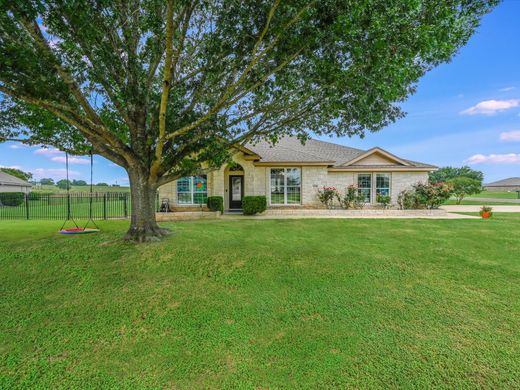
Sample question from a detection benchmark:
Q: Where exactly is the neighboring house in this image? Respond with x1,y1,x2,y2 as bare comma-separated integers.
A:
158,137,436,211
0,171,32,194
484,177,520,192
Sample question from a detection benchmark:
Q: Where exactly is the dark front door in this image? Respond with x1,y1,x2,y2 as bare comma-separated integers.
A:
229,175,244,209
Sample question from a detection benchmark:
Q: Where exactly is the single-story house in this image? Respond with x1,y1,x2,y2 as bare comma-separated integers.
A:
0,171,32,194
158,137,436,211
484,177,520,192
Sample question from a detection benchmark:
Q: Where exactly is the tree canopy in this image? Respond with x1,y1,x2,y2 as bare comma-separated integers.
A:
447,176,482,204
0,0,497,240
429,166,484,185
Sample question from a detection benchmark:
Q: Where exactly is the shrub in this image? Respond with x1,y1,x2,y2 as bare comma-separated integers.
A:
376,194,392,209
317,186,339,209
339,185,365,209
398,182,452,209
207,196,224,212
397,189,419,209
0,192,25,207
413,182,452,209
242,196,267,215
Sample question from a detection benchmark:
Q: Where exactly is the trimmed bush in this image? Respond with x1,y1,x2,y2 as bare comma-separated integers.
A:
242,196,267,215
0,192,25,207
207,196,224,212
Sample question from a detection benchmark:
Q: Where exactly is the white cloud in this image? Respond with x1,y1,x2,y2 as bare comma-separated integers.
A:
499,130,520,142
32,168,80,179
9,144,30,150
51,156,90,165
34,148,62,156
460,99,520,116
465,153,520,165
499,86,515,92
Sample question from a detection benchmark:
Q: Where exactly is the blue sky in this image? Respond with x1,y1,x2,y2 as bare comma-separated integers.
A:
1,1,519,184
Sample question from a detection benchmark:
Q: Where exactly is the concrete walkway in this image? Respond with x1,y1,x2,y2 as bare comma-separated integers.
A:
220,213,478,220
465,197,520,203
441,205,520,213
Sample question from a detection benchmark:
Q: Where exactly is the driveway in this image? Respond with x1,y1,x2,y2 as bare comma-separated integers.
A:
465,197,520,203
441,205,520,213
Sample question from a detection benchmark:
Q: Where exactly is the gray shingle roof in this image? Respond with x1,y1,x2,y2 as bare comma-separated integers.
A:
244,137,435,168
485,177,520,187
0,171,32,187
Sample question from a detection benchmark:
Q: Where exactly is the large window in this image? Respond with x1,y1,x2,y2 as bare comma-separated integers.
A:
177,175,208,204
376,174,390,196
270,168,301,204
357,174,372,202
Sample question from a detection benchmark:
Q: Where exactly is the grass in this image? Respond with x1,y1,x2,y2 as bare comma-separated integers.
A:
443,199,517,206
471,191,520,199
32,184,130,193
1,216,520,388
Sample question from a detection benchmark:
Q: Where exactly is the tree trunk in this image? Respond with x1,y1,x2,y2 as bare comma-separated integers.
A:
125,168,170,242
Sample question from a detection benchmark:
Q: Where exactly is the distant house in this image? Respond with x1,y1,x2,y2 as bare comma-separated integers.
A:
159,136,436,211
484,177,520,192
0,171,32,194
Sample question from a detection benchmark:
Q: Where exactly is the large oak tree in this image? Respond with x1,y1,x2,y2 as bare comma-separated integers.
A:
0,0,496,241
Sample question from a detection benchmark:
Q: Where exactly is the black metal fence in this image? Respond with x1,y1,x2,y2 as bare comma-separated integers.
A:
0,192,156,220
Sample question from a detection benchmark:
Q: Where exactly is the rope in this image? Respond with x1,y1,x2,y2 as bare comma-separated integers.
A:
60,151,79,231
83,149,99,230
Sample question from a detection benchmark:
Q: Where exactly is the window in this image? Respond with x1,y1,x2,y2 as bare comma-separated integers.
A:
270,168,301,204
357,174,371,202
177,175,207,204
376,174,390,196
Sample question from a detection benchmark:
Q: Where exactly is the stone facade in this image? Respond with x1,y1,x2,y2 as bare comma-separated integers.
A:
158,151,430,210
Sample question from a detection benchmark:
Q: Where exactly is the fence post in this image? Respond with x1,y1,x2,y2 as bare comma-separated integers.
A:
25,193,30,220
103,193,107,220
123,193,128,218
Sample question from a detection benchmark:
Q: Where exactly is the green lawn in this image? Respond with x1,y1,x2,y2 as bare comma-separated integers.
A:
443,199,518,205
472,191,520,199
1,217,520,388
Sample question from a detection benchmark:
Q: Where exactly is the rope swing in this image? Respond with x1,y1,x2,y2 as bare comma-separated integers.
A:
59,150,100,234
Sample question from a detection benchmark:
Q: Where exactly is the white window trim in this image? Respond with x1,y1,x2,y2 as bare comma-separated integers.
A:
269,167,302,205
356,173,392,204
375,173,391,200
177,175,208,205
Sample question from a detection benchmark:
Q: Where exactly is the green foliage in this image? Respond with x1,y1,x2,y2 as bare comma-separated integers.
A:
206,196,224,213
0,192,24,206
39,178,54,185
72,179,87,186
376,194,392,209
397,189,420,210
317,186,339,209
56,179,71,190
242,196,267,215
339,185,365,209
413,182,453,209
96,182,108,186
398,182,453,209
0,167,32,181
429,166,484,185
0,1,496,169
447,176,482,204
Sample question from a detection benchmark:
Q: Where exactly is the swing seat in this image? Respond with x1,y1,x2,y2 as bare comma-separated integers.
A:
59,228,99,234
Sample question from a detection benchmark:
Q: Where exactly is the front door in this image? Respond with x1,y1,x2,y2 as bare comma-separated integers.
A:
229,175,244,209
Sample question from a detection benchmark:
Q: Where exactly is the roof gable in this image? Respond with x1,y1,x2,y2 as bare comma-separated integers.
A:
340,148,410,167
0,171,32,186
